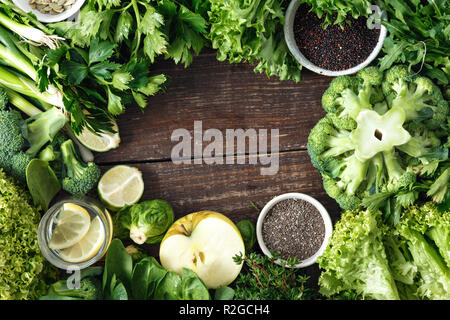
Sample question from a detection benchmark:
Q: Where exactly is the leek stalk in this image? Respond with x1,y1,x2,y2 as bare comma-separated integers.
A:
0,11,64,49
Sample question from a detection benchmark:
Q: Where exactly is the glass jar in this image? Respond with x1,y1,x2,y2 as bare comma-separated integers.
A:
38,196,113,270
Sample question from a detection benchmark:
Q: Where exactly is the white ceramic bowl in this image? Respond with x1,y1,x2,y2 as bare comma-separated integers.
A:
284,0,386,76
256,193,333,268
12,0,85,23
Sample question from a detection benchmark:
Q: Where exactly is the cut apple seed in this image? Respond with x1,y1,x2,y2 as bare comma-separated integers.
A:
159,211,245,289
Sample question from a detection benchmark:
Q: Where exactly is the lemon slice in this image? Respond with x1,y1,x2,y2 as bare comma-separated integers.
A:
98,165,144,211
59,216,105,263
49,203,91,250
76,120,120,152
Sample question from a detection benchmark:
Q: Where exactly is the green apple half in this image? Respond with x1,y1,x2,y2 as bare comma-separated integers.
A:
159,211,245,289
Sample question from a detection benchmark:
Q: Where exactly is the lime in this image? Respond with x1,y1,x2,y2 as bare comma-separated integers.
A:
49,203,91,250
98,165,144,211
59,216,105,263
76,120,120,152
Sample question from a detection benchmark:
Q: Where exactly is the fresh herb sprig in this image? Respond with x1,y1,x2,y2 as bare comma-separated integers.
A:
43,0,208,134
232,252,313,300
51,0,208,68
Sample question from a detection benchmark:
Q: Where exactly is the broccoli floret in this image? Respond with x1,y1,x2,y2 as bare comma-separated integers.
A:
322,67,383,122
0,87,9,110
396,123,441,158
382,149,416,192
383,65,449,128
356,66,384,104
321,156,368,210
45,278,100,300
61,139,100,196
0,109,25,154
307,116,355,171
0,109,29,179
322,75,370,121
10,152,33,181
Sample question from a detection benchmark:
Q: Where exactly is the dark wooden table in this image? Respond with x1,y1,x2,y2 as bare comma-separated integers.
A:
94,49,341,285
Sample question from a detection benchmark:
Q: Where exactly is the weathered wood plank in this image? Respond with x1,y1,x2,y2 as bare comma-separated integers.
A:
100,150,340,224
100,149,340,285
95,53,332,164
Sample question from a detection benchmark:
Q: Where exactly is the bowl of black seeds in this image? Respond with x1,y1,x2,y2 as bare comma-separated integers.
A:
256,193,332,268
284,0,386,76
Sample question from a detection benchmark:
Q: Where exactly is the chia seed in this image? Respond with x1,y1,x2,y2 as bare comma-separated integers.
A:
293,4,380,71
262,198,325,261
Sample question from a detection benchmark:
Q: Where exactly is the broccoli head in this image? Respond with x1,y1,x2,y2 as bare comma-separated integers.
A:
382,65,448,129
0,109,25,154
308,65,448,212
61,139,100,196
0,87,9,110
10,152,33,181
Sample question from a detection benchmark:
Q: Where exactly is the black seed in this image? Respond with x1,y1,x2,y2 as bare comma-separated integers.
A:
262,198,325,261
293,4,380,71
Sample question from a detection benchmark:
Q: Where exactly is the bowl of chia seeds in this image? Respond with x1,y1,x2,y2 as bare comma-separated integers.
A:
13,0,85,23
284,0,386,76
256,193,332,268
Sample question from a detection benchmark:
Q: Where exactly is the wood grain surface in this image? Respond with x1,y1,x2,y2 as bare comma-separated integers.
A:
95,50,338,283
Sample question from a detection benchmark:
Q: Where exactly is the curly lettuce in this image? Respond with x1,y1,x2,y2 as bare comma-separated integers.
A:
318,202,450,300
317,209,400,300
0,169,53,299
208,0,302,82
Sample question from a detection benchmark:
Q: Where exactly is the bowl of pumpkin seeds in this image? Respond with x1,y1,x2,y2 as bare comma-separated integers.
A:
12,0,85,23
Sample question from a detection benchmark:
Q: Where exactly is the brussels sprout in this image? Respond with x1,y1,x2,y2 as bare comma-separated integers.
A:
114,199,175,245
236,220,256,252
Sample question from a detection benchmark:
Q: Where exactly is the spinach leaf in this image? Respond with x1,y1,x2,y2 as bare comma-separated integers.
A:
131,257,167,300
181,268,210,300
26,159,60,212
153,270,182,300
102,239,133,299
214,286,235,300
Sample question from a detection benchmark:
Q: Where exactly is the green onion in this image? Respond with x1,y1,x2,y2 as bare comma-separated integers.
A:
0,25,38,80
0,85,42,116
0,66,63,108
0,11,63,49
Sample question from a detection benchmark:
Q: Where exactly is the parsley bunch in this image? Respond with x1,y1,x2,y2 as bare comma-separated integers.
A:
232,252,313,300
51,0,208,68
43,0,208,134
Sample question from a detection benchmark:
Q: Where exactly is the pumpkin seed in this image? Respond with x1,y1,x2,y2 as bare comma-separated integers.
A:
28,0,75,15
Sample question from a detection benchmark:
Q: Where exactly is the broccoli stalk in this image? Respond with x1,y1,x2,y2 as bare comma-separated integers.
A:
383,65,448,129
22,107,67,157
426,168,449,203
382,149,416,192
61,139,100,196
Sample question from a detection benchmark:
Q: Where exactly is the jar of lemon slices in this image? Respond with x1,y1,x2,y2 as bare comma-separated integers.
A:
38,197,113,270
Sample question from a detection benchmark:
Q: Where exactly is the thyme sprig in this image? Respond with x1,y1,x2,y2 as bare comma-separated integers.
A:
232,252,313,300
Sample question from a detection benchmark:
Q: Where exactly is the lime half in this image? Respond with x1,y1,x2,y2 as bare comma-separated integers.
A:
76,120,120,152
98,165,144,211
